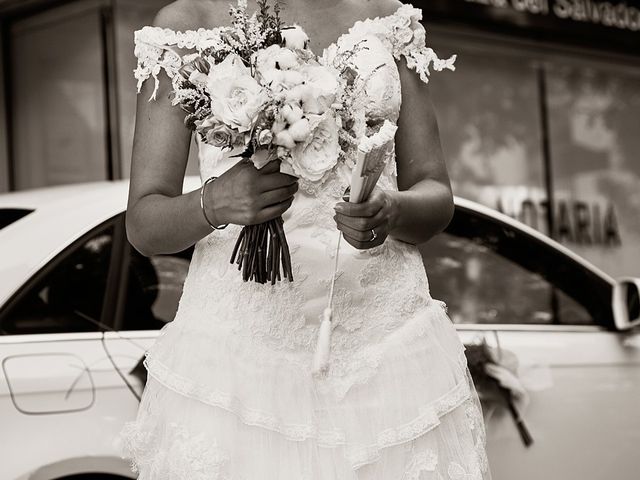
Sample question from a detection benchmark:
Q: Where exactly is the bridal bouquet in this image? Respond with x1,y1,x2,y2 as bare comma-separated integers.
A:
170,0,372,284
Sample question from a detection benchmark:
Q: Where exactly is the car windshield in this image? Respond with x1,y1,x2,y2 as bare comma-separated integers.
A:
0,209,33,230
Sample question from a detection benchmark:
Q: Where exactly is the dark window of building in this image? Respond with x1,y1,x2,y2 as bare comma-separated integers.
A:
9,1,109,189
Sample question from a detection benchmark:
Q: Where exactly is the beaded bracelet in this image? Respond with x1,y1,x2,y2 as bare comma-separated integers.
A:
200,176,229,230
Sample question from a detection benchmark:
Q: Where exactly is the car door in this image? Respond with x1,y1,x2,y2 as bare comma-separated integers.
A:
102,219,195,402
420,206,640,480
0,215,136,479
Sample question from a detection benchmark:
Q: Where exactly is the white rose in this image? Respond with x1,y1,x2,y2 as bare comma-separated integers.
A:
207,54,266,132
302,64,339,113
281,25,309,50
285,112,340,182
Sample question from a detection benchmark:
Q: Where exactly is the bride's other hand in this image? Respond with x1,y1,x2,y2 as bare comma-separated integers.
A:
207,159,299,227
333,187,397,250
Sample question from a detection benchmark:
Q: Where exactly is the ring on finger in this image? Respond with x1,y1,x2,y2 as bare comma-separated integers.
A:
370,228,378,242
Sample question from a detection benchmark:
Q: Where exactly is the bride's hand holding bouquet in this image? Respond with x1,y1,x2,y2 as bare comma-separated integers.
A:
203,158,298,228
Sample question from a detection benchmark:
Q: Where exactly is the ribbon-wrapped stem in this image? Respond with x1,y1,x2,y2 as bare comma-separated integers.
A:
230,217,293,284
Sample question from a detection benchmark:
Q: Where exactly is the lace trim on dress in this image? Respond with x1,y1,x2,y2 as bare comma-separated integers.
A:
133,4,455,99
347,4,456,84
120,392,488,479
143,345,471,470
346,376,471,469
133,26,227,100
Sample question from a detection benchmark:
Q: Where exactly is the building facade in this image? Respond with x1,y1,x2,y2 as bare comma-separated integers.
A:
0,0,639,277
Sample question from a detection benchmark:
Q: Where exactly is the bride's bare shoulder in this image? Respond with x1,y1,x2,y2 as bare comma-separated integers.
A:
151,0,229,30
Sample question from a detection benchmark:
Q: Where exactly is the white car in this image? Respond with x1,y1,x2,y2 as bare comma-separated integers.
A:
1,178,639,480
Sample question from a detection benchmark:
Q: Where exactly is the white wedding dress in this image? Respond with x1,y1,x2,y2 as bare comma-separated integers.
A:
118,5,491,480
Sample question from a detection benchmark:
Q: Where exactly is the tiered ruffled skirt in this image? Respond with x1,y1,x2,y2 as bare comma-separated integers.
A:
117,300,491,480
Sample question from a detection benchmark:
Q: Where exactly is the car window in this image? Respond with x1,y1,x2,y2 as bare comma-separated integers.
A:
0,208,33,229
420,207,614,327
0,223,115,335
118,243,194,331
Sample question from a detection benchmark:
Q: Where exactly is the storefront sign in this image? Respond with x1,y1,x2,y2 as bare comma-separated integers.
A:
497,197,622,246
419,0,640,55
464,0,640,32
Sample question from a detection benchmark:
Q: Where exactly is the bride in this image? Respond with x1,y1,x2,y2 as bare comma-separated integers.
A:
118,0,492,479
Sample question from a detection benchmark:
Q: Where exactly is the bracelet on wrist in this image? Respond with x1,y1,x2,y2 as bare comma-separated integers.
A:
200,176,228,230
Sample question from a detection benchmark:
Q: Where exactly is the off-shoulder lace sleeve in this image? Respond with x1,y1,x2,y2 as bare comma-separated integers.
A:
349,4,456,84
133,26,226,101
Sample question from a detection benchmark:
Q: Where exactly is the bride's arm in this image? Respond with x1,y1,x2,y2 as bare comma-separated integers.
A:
126,7,298,257
387,55,455,244
125,70,207,257
334,56,454,248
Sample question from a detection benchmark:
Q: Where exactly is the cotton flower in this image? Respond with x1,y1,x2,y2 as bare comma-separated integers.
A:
285,84,313,106
260,69,286,90
253,44,282,72
281,25,309,50
281,104,304,124
254,45,300,73
274,48,300,70
271,117,287,134
274,130,296,149
288,118,311,142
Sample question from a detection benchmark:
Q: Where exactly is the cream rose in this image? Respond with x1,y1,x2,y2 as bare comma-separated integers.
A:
205,124,236,149
206,53,266,133
301,64,339,114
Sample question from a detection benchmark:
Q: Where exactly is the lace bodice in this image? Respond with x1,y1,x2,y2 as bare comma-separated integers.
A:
133,3,456,390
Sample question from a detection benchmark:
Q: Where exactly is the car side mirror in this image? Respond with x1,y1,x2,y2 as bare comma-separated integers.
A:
612,277,640,330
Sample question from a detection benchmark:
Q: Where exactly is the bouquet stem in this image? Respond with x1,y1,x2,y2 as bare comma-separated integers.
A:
230,217,293,284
